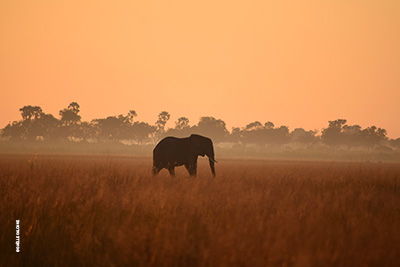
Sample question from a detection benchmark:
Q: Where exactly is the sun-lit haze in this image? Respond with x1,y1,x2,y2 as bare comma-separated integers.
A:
1,1,399,137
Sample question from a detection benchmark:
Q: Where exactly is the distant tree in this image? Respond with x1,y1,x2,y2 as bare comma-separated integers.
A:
59,102,81,126
390,138,400,150
93,116,125,142
155,111,170,134
19,105,43,121
4,106,47,140
290,128,318,148
131,122,156,145
193,116,228,143
264,121,274,129
361,126,387,150
342,125,362,149
77,121,97,142
30,114,59,140
92,110,155,145
175,117,190,130
270,126,290,146
241,121,291,147
245,121,263,131
59,102,82,140
127,110,137,124
163,117,192,138
116,114,131,140
241,122,269,146
3,107,60,141
321,119,347,148
227,127,242,143
2,121,25,140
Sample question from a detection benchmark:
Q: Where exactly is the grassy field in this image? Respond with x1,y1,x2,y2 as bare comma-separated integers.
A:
2,154,400,266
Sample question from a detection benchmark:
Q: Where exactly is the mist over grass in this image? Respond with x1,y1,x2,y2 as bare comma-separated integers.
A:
1,139,400,162
2,155,400,266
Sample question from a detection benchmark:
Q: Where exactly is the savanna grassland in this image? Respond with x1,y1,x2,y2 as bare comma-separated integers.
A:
2,155,400,266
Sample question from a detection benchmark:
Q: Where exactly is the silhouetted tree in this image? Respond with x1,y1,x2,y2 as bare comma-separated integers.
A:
127,110,137,124
175,117,190,130
30,114,59,140
241,122,268,146
245,121,263,131
241,121,290,147
59,102,81,126
270,126,290,146
59,102,82,140
163,117,192,138
192,116,228,143
91,110,155,144
390,138,400,151
2,121,25,140
77,121,97,142
321,119,347,148
342,125,362,149
19,105,43,121
2,105,57,140
154,111,170,136
227,127,242,143
361,126,387,150
93,116,125,142
290,128,318,148
264,121,274,129
131,122,155,145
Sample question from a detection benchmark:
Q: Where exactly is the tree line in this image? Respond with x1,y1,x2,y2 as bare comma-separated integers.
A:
2,102,400,151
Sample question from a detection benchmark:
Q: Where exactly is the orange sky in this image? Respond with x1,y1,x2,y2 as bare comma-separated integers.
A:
1,1,400,137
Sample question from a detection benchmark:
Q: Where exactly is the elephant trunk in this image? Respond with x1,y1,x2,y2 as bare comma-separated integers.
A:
209,158,216,177
207,152,216,177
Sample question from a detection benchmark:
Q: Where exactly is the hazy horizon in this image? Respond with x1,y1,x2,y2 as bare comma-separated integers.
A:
1,1,399,137
2,104,399,140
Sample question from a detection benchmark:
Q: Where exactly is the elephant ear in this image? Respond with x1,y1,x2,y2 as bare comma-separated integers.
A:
191,137,205,156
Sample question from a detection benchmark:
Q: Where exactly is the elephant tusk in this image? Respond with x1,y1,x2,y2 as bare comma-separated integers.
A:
209,157,218,163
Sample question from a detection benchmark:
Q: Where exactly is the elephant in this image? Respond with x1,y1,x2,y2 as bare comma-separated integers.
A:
152,134,217,177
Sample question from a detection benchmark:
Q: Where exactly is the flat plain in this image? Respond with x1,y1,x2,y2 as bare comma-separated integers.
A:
1,154,400,266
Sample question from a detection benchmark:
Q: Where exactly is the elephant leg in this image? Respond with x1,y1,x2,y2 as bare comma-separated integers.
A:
185,163,197,177
152,165,161,176
167,167,175,176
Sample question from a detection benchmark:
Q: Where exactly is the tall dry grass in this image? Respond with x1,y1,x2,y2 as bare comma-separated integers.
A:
1,155,400,266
